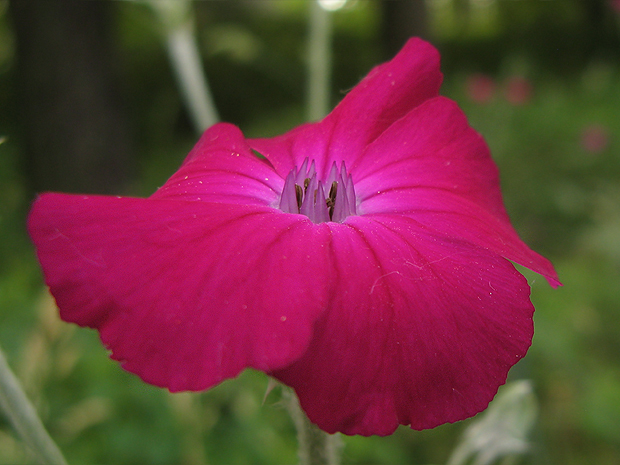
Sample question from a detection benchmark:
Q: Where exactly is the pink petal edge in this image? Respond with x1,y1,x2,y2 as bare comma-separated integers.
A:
28,193,332,391
249,38,443,180
352,96,560,287
274,216,535,435
153,123,282,207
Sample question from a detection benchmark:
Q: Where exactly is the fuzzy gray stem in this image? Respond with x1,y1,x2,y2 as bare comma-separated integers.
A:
165,22,219,132
0,345,68,465
306,0,333,122
284,388,342,465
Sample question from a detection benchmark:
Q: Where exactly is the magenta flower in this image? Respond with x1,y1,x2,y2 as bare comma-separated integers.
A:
28,38,560,436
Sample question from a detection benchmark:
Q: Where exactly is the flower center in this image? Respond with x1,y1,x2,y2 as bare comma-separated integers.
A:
278,159,357,224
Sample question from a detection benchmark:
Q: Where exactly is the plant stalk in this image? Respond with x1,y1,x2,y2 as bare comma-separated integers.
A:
307,0,333,121
146,0,219,133
0,344,68,465
284,388,342,465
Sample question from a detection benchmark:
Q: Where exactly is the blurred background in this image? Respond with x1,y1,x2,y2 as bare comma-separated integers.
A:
1,0,619,464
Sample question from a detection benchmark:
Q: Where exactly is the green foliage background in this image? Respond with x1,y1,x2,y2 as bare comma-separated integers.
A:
1,1,619,464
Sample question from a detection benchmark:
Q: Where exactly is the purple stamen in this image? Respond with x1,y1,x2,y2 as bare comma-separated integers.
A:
279,159,357,223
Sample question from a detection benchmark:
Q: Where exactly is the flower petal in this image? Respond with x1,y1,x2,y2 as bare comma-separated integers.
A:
249,38,442,179
273,216,535,436
28,193,333,391
153,123,282,207
354,96,560,287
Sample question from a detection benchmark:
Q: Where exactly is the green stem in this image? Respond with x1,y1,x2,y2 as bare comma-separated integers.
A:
0,344,68,465
284,388,342,465
306,0,333,122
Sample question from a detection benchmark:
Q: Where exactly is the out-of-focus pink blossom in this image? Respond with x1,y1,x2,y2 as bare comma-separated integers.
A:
581,124,610,153
505,76,533,105
466,73,496,104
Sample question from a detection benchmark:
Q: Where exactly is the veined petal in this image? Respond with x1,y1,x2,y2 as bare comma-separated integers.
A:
274,216,535,436
153,123,282,207
354,97,560,287
249,38,442,179
28,193,332,392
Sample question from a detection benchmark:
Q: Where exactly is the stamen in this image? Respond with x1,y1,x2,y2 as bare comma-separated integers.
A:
327,181,338,205
295,184,303,210
278,158,357,224
326,181,337,219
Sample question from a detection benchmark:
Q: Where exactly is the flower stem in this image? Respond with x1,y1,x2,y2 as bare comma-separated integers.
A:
164,20,219,132
306,0,333,122
284,388,342,465
0,344,68,465
147,0,219,133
